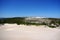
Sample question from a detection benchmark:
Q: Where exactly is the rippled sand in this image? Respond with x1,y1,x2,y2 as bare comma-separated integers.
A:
0,24,60,40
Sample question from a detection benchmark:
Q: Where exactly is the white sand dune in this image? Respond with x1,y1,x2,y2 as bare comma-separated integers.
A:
0,24,60,40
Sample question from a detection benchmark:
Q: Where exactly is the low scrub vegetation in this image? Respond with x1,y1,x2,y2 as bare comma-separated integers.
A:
0,17,60,28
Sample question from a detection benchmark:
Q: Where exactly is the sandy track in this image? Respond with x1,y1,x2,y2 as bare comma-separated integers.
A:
0,24,60,40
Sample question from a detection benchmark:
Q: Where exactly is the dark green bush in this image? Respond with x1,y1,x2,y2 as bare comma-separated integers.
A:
48,25,56,28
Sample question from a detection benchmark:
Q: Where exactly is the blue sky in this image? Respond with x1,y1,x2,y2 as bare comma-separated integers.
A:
0,0,60,18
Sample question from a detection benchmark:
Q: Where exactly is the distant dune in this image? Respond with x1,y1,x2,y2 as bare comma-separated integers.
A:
0,24,60,40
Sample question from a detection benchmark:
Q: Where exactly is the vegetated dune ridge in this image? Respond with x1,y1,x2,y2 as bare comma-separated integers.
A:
0,23,60,40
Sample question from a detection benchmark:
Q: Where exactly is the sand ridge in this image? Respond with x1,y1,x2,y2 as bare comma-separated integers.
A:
0,24,60,40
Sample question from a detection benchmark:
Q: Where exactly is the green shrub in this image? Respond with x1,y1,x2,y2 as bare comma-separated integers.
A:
48,25,56,28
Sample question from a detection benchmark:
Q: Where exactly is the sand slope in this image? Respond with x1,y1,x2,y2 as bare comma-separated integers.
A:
0,24,60,40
